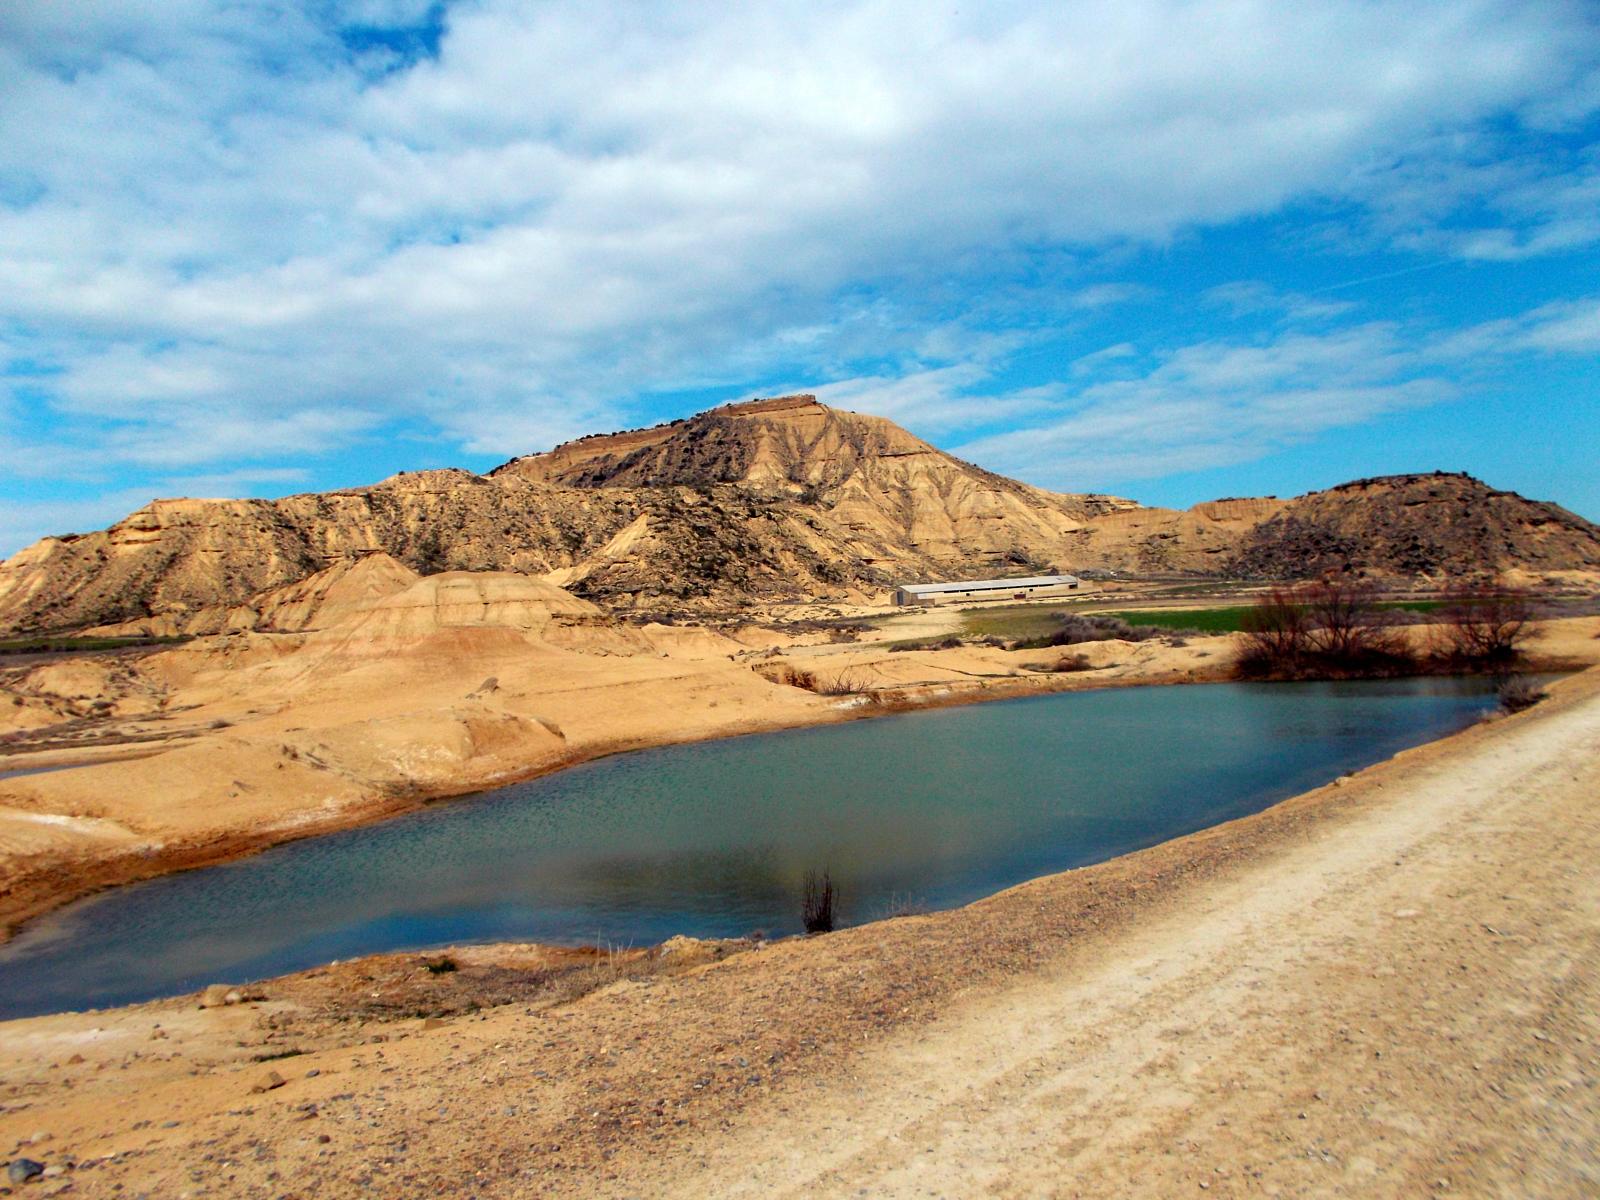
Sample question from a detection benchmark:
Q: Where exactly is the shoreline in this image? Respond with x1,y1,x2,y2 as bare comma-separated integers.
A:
0,654,1579,1003
0,640,1587,947
0,654,1234,941
0,664,1595,1195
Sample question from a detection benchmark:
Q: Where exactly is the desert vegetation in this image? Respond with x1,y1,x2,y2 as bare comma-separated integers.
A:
802,869,837,933
1011,613,1186,650
1435,586,1534,664
1495,675,1546,713
1236,578,1542,679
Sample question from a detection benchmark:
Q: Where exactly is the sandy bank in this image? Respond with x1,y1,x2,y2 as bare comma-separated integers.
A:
2,664,1598,1196
1,609,1595,941
0,604,1251,938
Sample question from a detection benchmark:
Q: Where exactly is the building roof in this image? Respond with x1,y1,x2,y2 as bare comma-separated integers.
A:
895,574,1079,596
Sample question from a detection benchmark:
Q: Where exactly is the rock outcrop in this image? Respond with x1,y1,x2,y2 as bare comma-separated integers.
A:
1220,473,1600,581
1,399,1596,634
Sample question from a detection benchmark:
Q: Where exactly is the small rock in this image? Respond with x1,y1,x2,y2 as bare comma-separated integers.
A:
7,1159,45,1184
305,1069,321,1078
199,984,232,1009
65,1055,84,1066
251,1070,287,1094
224,988,243,1005
659,935,706,957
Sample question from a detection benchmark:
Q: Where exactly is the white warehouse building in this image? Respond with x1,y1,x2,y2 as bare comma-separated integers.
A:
892,574,1081,607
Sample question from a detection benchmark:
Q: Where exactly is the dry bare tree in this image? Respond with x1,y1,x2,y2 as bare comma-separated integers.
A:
1239,586,1311,671
1239,577,1413,677
1437,587,1533,663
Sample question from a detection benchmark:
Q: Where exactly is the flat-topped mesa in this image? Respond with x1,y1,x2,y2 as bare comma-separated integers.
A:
1224,471,1600,580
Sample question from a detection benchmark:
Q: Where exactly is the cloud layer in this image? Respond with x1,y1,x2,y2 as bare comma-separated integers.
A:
2,1,1598,547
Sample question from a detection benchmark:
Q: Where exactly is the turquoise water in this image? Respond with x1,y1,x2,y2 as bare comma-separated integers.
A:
0,678,1511,1017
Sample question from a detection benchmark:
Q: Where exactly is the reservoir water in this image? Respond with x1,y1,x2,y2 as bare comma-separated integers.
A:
0,677,1515,1018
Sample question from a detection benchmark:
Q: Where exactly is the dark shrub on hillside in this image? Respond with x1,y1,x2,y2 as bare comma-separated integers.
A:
802,869,836,934
1048,652,1095,672
889,635,963,653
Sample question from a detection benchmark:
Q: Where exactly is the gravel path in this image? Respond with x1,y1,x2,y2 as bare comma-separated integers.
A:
630,674,1600,1198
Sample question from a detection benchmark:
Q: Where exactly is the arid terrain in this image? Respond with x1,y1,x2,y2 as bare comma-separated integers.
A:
2,396,1598,937
2,397,1598,635
2,663,1597,1197
2,394,1599,1196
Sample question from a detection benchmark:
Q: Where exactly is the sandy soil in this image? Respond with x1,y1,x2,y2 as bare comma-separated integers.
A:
1,665,1597,1196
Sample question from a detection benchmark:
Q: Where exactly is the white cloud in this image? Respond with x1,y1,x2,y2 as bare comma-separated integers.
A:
1202,281,1356,322
2,0,1595,473
952,324,1455,488
0,488,157,553
0,1,1596,555
1435,296,1600,359
811,365,1055,435
1345,134,1600,262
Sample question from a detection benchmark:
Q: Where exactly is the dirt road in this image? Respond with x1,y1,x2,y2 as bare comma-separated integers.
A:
629,673,1600,1198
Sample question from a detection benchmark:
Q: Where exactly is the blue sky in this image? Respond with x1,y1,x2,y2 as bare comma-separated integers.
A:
2,1,1598,557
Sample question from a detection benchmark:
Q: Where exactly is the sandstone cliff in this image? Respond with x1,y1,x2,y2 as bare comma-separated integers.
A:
1,398,1596,634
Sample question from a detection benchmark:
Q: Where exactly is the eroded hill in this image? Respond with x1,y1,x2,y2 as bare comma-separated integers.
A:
1,396,1597,634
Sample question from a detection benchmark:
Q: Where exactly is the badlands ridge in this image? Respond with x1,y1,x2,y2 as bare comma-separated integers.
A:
2,394,1598,635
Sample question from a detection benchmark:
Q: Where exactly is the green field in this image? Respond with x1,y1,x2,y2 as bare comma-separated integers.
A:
961,599,1443,641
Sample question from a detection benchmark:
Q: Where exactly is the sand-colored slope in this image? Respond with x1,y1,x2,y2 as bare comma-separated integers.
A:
85,552,423,638
0,572,834,929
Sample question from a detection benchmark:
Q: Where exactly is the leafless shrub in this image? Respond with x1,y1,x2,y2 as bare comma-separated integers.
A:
754,661,819,691
802,869,836,933
889,636,963,653
1238,587,1311,674
1048,652,1095,672
1437,587,1534,664
815,665,877,696
1238,578,1416,679
1301,578,1409,661
1496,675,1545,713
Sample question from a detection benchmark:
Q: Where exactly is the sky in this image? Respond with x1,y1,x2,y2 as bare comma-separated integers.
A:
2,1,1598,557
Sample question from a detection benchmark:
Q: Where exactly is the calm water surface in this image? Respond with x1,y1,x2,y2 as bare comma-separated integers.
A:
0,678,1512,1017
